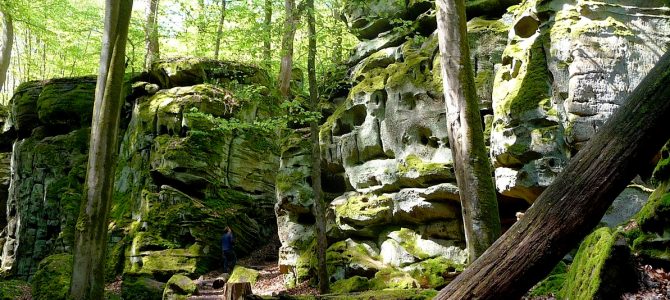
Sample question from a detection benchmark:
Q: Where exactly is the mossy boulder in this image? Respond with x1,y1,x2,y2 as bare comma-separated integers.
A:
527,261,567,298
228,266,259,285
0,280,30,300
36,76,96,128
31,254,72,300
9,80,43,137
162,274,197,300
561,227,636,300
331,276,370,294
150,58,271,89
341,0,433,40
405,257,463,288
370,268,419,290
121,276,164,300
327,239,385,280
629,179,670,263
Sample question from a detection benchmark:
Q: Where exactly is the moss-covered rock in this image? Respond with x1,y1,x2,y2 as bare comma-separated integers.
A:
163,274,197,300
528,261,567,298
31,254,72,300
327,239,385,280
36,76,96,128
121,276,164,300
561,227,636,300
331,276,370,294
228,266,259,285
0,279,30,300
150,58,271,89
629,179,670,264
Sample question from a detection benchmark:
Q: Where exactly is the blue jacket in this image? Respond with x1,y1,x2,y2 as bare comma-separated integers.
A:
222,232,234,251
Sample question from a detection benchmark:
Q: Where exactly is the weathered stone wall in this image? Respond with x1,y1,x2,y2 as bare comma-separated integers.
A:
276,0,670,290
0,59,282,281
276,0,511,289
492,0,670,202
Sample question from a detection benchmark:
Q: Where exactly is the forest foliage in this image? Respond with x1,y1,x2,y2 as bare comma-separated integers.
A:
0,0,358,103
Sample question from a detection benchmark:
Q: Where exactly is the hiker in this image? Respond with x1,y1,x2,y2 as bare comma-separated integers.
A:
221,226,237,273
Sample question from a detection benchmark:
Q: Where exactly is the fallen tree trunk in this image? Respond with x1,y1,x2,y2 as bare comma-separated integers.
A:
436,50,670,299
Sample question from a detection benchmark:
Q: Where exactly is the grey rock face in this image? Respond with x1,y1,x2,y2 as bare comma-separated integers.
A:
276,10,510,287
490,0,670,203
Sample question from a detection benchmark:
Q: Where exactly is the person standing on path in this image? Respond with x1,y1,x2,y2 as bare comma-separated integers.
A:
221,226,237,273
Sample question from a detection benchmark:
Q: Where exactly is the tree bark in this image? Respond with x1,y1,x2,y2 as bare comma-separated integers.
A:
69,0,133,299
436,0,501,263
214,0,226,60
278,0,297,97
0,7,13,93
307,0,329,294
436,49,670,299
144,0,159,70
263,0,272,66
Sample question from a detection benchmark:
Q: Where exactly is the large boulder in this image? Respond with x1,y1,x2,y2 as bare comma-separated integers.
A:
561,227,636,299
31,254,72,300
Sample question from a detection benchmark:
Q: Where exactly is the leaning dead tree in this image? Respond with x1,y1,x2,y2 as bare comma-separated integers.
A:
436,50,670,299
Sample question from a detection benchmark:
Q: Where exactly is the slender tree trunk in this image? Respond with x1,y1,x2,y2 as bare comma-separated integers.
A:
307,0,329,294
278,0,297,97
436,0,500,262
214,0,226,60
0,8,13,93
144,0,159,70
263,0,272,66
69,0,133,299
330,2,342,64
436,49,670,299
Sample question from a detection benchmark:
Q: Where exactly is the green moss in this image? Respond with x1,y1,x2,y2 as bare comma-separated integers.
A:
276,170,308,194
335,194,392,222
636,181,670,234
652,143,670,182
229,266,260,285
528,261,567,297
131,248,199,280
397,155,450,177
494,37,552,119
31,254,72,300
560,227,615,300
0,280,30,300
407,257,464,288
370,268,419,290
106,237,129,282
320,289,437,300
121,276,164,300
326,239,385,279
36,77,96,127
467,17,509,34
164,274,197,297
331,276,370,294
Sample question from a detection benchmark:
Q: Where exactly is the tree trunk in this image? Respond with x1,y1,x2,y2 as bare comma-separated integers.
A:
436,0,500,263
263,0,272,66
436,49,670,299
307,0,329,294
144,0,159,70
278,0,297,97
0,8,13,93
222,282,252,300
214,0,226,60
69,0,133,299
